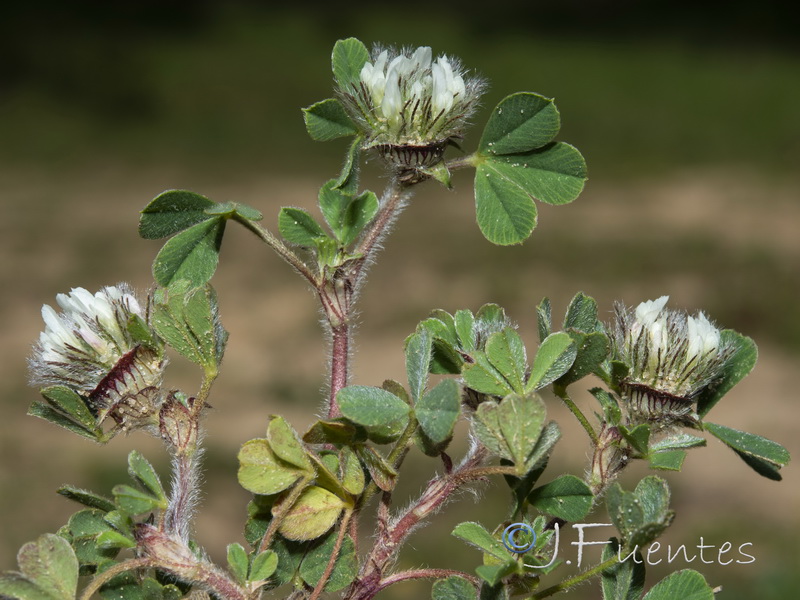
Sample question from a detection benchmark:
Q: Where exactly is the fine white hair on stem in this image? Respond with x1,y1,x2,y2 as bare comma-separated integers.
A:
164,445,204,543
350,179,414,301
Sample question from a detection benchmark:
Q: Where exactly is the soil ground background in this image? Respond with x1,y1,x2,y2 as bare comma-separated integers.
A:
1,6,798,599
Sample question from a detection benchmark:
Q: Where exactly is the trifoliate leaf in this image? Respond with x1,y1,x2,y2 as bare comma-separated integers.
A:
474,393,546,475
527,332,577,391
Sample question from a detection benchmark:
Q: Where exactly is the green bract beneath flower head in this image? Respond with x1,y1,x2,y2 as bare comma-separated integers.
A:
338,45,485,168
29,284,166,429
612,296,732,425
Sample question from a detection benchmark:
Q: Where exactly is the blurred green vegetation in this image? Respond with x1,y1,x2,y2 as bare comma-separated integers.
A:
1,3,798,177
1,4,797,599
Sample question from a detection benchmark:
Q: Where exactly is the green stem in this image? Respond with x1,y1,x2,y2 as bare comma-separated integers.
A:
442,153,478,172
194,370,217,415
258,477,312,554
235,216,319,289
80,558,152,600
532,554,619,599
553,384,598,445
348,177,413,291
308,509,353,600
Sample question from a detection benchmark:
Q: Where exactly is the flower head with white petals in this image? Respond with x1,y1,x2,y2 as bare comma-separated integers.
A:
612,296,732,425
29,284,166,429
339,45,485,169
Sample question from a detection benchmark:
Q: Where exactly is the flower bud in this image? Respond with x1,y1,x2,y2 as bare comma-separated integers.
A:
589,424,628,495
29,284,166,431
159,391,199,455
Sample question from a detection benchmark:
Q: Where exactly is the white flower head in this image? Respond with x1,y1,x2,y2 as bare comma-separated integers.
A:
340,44,486,169
29,284,166,429
612,297,731,424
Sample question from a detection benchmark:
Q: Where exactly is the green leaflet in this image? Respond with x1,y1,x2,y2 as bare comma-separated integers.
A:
152,218,225,287
0,535,79,600
528,475,593,521
705,422,789,480
479,92,560,155
332,38,370,90
416,379,460,445
303,98,358,141
139,190,216,240
641,570,715,600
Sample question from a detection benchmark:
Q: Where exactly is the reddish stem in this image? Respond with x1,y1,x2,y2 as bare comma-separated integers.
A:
377,569,479,593
329,322,349,419
348,445,488,600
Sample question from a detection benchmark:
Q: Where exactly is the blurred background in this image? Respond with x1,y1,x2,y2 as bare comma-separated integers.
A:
1,2,798,598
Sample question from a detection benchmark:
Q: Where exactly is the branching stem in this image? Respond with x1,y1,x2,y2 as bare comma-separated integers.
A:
349,444,488,600
325,176,414,418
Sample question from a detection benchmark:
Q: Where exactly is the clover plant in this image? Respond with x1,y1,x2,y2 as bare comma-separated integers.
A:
0,37,790,600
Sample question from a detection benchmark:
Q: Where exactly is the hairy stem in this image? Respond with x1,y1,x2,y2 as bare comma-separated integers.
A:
324,176,414,419
164,450,201,542
376,569,479,594
349,177,413,291
533,554,619,599
236,216,319,288
328,322,349,419
350,443,488,600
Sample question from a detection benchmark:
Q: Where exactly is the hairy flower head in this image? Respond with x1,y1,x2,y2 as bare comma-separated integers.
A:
29,284,166,428
612,296,731,424
339,45,485,168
